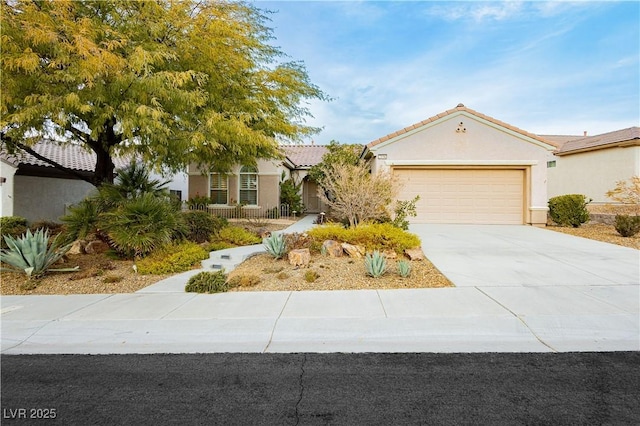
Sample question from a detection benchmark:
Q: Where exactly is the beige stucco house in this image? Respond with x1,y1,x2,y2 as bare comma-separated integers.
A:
546,127,640,204
187,144,329,216
362,104,559,226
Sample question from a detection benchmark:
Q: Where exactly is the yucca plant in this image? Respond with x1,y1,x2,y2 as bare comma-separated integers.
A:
264,233,287,259
0,228,79,279
397,260,412,278
365,250,387,278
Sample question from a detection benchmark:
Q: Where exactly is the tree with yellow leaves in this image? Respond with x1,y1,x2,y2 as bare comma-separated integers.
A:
1,0,327,186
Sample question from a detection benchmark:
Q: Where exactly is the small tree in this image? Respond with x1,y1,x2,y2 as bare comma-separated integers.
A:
279,172,305,213
606,176,640,212
318,162,400,227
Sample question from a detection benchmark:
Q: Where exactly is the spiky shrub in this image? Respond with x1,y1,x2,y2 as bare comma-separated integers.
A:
0,228,78,279
60,198,101,243
100,193,186,258
397,260,412,278
614,215,640,237
185,271,229,293
548,194,591,227
264,233,287,259
0,216,28,249
364,250,387,278
304,270,320,283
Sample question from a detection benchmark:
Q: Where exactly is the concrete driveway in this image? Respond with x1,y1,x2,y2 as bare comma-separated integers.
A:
411,224,639,287
409,224,639,351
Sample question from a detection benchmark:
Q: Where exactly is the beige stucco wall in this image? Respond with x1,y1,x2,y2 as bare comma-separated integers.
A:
0,160,17,217
368,111,557,224
547,146,640,203
187,159,284,207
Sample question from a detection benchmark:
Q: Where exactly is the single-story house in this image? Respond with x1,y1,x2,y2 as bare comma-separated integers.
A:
545,127,640,203
362,104,560,226
186,144,329,216
0,140,188,223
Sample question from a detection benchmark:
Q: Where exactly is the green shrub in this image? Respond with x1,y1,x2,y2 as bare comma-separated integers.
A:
364,250,387,278
308,223,420,254
60,198,101,243
0,228,79,279
392,196,420,230
185,271,229,293
264,233,287,259
614,215,640,237
204,241,236,252
304,270,320,283
548,194,591,227
136,241,209,274
182,211,226,243
214,226,261,246
0,216,28,249
397,260,412,278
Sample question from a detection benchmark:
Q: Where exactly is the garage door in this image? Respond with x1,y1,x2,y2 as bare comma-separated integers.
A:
395,169,524,224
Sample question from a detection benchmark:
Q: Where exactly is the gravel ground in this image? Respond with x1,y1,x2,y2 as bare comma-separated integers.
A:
546,223,639,250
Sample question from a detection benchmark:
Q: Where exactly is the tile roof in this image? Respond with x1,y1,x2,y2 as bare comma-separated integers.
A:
367,103,560,149
281,144,328,168
554,127,640,155
0,140,131,172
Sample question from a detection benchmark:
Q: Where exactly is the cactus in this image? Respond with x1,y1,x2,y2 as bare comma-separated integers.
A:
397,260,412,278
0,228,79,279
364,250,387,278
263,233,287,259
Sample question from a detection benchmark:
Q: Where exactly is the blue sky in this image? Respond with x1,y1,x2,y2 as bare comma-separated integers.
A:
254,0,639,144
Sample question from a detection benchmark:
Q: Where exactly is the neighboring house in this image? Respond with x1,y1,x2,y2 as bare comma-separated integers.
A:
545,127,640,203
0,140,188,223
362,104,559,226
186,144,329,216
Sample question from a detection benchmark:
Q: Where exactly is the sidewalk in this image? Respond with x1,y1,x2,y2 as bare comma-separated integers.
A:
2,216,638,354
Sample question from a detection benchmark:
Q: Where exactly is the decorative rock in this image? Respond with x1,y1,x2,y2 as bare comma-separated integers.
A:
85,240,110,254
404,248,425,261
288,248,311,268
342,243,364,258
322,240,343,257
382,250,397,260
257,228,272,238
68,240,87,255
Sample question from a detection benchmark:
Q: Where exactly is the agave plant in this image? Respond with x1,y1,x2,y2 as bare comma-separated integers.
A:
397,259,412,278
364,250,387,278
264,233,287,259
0,228,78,279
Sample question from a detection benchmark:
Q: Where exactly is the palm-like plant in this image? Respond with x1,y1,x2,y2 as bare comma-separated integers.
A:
100,193,186,258
0,229,78,279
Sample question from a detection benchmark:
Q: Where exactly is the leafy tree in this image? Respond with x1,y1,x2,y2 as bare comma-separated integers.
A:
307,140,363,184
1,0,327,186
279,171,304,213
606,176,640,210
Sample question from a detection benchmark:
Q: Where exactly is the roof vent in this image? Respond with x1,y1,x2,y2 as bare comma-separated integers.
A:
456,103,465,108
583,131,587,136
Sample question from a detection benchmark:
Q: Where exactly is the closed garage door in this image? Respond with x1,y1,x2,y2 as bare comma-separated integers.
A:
395,169,524,224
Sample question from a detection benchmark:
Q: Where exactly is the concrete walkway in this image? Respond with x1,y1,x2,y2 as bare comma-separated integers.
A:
2,219,638,354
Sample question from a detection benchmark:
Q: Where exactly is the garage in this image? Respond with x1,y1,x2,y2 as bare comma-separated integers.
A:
395,168,524,224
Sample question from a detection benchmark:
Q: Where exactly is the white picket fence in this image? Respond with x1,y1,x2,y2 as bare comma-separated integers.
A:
187,203,299,220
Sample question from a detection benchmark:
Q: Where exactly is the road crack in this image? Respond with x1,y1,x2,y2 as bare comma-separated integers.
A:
294,354,307,425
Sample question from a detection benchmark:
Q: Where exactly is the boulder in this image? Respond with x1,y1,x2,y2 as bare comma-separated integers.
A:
322,240,343,257
341,243,364,258
382,250,398,260
257,228,272,239
404,248,425,261
68,240,87,255
85,240,110,254
288,248,311,268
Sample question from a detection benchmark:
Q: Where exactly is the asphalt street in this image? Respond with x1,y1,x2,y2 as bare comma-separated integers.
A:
2,352,639,425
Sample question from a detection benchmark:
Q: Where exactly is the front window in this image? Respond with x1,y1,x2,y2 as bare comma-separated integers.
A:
209,173,228,204
239,166,258,205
